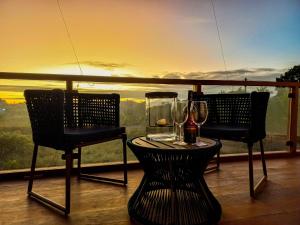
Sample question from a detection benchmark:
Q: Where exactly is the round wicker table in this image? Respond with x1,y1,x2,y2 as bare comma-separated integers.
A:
127,137,222,225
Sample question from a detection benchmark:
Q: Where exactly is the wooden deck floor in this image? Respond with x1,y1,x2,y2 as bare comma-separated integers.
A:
1,158,300,225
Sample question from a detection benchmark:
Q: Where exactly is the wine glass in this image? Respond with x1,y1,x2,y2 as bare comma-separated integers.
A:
190,101,208,146
172,99,188,145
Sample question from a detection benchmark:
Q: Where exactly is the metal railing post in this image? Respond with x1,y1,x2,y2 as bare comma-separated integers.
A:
66,79,74,170
193,84,202,94
288,87,298,154
66,80,73,92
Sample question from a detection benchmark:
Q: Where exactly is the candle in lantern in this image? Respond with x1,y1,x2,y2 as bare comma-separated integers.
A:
156,118,168,126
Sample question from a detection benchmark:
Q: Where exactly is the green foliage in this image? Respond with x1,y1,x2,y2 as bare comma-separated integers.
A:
0,131,32,169
219,87,246,94
120,100,146,126
0,102,30,129
0,99,7,120
228,87,246,93
276,65,300,82
256,86,269,92
266,88,289,134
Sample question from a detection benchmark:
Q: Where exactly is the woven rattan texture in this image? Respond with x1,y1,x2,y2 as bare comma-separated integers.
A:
65,92,120,128
24,90,65,148
217,94,251,125
192,93,251,126
25,90,120,149
127,140,222,225
192,92,269,142
191,95,218,125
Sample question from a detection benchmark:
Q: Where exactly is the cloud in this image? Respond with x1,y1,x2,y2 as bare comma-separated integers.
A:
160,68,286,81
161,72,183,79
66,61,130,69
254,68,278,72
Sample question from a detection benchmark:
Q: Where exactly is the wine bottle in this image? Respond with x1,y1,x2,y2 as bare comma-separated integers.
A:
184,91,197,144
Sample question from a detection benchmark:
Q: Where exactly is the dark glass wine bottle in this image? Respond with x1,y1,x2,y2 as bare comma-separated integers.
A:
184,91,197,144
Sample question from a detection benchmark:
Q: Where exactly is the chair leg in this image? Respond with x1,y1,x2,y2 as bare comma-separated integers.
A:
28,144,38,193
216,147,221,170
122,133,128,185
247,143,255,197
205,139,221,173
247,141,268,198
260,139,268,176
78,134,128,186
28,148,73,215
65,150,72,215
77,147,82,179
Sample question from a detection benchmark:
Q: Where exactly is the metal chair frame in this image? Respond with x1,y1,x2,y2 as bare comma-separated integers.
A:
192,91,269,197
25,89,127,215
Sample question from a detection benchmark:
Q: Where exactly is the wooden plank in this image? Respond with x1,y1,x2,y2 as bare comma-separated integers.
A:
2,158,300,225
137,137,178,149
134,137,215,149
133,137,162,148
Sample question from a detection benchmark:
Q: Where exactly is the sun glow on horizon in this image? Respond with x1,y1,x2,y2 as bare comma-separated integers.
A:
0,91,25,104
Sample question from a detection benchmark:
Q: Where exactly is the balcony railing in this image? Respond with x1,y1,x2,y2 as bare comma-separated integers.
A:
0,71,299,177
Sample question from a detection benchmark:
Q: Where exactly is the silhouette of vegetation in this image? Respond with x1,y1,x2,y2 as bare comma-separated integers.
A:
256,86,269,92
276,65,300,82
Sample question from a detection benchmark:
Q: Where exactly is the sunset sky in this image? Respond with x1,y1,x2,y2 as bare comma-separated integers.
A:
0,0,300,102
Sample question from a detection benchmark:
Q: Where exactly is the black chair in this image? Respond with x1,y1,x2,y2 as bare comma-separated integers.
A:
191,91,270,197
24,89,127,215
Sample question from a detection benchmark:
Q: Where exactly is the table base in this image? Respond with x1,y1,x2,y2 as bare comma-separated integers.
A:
128,179,221,225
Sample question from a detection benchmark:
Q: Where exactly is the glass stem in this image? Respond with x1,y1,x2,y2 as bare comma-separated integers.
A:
178,124,182,141
175,124,178,140
197,125,201,141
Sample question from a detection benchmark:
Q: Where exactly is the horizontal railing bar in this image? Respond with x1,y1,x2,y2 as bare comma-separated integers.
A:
0,72,298,87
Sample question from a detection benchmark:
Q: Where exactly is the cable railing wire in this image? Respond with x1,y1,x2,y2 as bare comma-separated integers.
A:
210,0,228,81
56,0,83,89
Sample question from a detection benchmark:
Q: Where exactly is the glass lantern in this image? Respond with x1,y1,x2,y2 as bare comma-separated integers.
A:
145,92,177,141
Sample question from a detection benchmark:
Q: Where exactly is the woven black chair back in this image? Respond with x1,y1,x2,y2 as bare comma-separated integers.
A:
65,92,120,128
249,92,270,142
24,89,65,149
192,91,270,142
192,93,251,126
25,90,121,149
